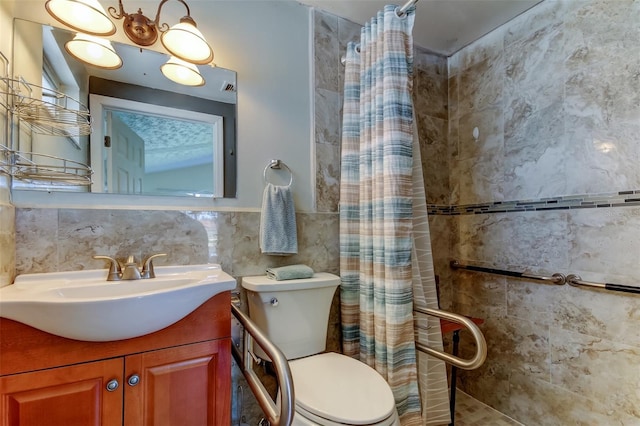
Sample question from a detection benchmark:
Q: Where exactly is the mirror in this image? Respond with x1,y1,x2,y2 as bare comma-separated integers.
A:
11,18,237,198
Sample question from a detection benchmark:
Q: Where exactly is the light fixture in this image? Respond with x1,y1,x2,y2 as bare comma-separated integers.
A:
65,33,123,69
108,0,214,64
45,0,212,85
160,56,205,87
45,0,116,36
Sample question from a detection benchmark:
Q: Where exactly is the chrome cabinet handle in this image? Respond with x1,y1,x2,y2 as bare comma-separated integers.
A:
127,374,140,386
106,379,119,392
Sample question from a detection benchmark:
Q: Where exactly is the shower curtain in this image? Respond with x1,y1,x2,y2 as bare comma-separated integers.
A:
339,5,450,425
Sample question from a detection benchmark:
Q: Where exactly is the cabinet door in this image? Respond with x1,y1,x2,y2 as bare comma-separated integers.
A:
124,339,231,426
0,358,123,426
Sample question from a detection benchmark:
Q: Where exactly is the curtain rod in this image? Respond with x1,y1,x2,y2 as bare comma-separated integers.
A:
398,0,419,16
339,0,420,65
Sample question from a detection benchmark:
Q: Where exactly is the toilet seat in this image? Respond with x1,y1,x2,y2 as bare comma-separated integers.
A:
289,352,397,426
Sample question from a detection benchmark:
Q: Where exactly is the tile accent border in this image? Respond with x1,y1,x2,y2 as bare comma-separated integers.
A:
428,190,640,215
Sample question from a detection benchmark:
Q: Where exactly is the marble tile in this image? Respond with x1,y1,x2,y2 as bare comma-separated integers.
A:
551,328,640,419
562,2,640,194
454,333,511,413
503,0,568,48
567,207,640,281
416,115,448,205
414,45,447,77
315,142,340,213
552,276,640,349
448,26,504,77
458,56,504,115
458,211,571,272
504,22,564,117
15,208,58,274
413,67,448,120
437,2,640,425
452,272,507,320
0,203,16,287
506,277,559,322
507,371,636,426
503,101,568,201
454,390,523,426
447,75,459,123
452,155,504,206
0,202,16,287
457,316,551,419
428,214,456,310
453,106,504,204
457,107,503,163
315,88,341,147
314,10,340,92
56,209,210,272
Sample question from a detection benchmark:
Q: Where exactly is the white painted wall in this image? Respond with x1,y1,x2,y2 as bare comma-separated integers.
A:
8,0,314,211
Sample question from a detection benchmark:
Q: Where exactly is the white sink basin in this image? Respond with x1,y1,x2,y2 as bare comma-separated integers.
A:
0,264,236,341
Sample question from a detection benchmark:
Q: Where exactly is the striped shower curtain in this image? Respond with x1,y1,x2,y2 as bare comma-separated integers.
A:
339,5,450,425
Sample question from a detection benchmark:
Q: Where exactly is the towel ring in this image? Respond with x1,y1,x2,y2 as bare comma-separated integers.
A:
263,159,293,187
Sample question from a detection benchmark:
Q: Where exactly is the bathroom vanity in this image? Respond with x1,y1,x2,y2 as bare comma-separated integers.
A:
0,292,231,425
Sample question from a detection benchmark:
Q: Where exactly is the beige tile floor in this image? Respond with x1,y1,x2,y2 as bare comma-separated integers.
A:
453,390,524,426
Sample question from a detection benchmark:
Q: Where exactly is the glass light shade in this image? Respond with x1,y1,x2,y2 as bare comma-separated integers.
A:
65,34,123,69
160,57,205,87
161,20,213,65
45,0,116,36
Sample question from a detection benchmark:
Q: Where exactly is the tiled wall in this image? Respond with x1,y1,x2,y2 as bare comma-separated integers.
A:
436,1,640,424
0,178,14,288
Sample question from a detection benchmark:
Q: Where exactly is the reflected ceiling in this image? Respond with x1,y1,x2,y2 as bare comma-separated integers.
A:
112,111,213,173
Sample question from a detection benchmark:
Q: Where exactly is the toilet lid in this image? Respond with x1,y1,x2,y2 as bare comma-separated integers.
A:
289,353,396,425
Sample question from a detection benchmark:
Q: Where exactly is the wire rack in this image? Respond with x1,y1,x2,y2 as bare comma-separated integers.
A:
0,51,93,186
0,147,93,186
0,77,91,137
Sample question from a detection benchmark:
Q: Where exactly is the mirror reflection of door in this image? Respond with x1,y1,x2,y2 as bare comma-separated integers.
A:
90,94,224,197
107,111,144,194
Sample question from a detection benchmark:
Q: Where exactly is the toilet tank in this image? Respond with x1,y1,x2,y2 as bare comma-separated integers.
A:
241,273,340,360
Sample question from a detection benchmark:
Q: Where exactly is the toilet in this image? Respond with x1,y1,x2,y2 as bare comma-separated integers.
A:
242,273,400,426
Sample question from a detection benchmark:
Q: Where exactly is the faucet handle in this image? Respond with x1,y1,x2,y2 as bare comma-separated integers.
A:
93,255,122,281
141,253,167,279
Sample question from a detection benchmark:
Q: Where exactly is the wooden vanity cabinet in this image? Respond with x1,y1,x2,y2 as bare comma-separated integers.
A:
0,292,232,426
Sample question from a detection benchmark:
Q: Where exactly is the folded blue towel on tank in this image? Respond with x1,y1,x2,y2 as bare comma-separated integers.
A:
266,264,315,280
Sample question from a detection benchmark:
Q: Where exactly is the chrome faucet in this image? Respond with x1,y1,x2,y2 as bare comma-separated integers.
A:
93,253,167,281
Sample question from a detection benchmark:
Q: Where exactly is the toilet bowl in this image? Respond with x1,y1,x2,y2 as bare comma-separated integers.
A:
242,273,400,426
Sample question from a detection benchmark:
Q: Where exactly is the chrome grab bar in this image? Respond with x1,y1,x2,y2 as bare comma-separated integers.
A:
566,274,640,295
451,260,566,285
413,306,487,370
231,303,295,426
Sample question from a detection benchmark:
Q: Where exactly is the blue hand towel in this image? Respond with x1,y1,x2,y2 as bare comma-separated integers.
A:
259,183,298,255
266,264,314,280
